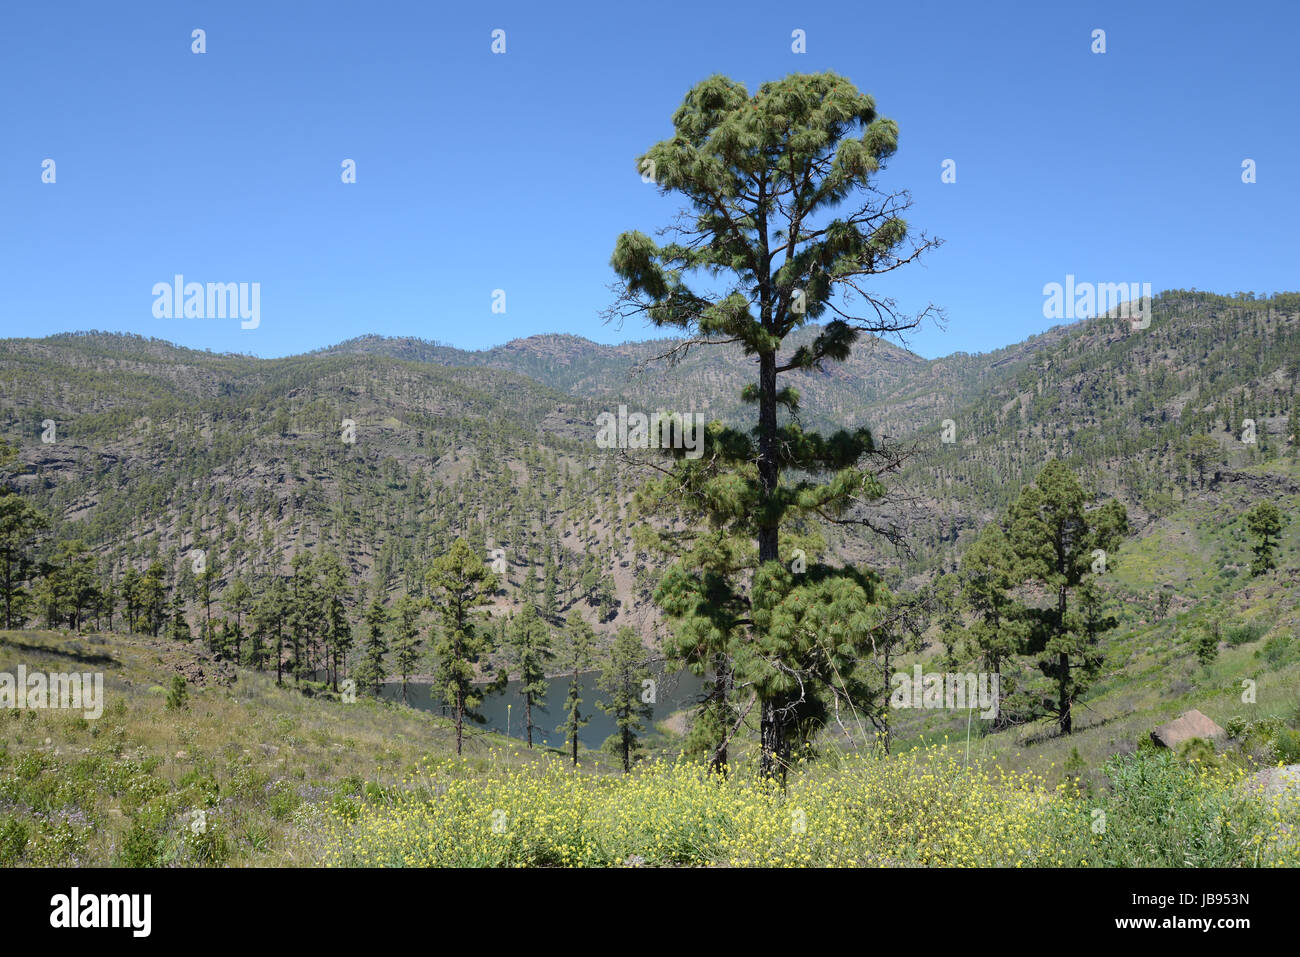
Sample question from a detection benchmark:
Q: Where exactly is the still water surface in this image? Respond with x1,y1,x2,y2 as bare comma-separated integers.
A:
380,663,706,749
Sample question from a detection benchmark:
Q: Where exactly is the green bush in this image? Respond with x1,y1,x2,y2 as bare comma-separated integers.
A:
1256,635,1294,667
165,676,188,711
334,774,364,798
1194,629,1219,666
178,769,220,806
0,816,29,865
118,801,170,867
183,811,230,866
1273,729,1300,764
1080,751,1271,867
1176,737,1220,767
265,780,301,821
1224,621,1266,647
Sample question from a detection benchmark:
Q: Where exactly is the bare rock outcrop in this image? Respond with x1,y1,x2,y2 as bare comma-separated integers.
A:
1150,709,1226,749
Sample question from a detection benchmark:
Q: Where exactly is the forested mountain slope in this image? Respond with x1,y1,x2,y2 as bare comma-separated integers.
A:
899,290,1300,575
2,290,1297,645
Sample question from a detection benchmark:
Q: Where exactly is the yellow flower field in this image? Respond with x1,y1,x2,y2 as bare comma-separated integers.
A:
318,747,1300,868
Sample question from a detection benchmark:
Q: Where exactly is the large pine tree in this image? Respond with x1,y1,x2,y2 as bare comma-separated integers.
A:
609,72,940,776
1006,461,1127,735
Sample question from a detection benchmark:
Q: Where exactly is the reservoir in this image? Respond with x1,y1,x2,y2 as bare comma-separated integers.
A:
380,662,707,750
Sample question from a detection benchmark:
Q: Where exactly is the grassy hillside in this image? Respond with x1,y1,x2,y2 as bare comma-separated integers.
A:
902,290,1300,574
4,290,1300,869
0,628,611,866
4,628,1296,868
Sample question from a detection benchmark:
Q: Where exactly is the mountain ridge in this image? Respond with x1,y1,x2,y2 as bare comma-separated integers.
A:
3,289,1298,639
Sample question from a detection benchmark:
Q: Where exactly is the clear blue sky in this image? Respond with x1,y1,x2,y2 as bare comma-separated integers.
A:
3,0,1296,359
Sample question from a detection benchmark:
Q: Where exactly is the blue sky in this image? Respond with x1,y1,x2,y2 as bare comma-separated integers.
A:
3,0,1296,359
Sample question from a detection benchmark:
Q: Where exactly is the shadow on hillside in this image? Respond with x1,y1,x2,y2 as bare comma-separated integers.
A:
0,633,119,668
1016,708,1136,747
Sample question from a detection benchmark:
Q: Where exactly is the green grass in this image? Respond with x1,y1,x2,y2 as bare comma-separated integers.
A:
0,629,616,866
887,467,1300,790
4,589,1299,867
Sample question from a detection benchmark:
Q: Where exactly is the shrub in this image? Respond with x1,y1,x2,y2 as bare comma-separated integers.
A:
1176,737,1220,767
182,812,230,867
265,780,301,821
1079,750,1281,867
1256,635,1294,667
165,676,188,711
1272,729,1300,764
1194,628,1219,667
118,801,170,867
0,816,29,866
1224,621,1266,647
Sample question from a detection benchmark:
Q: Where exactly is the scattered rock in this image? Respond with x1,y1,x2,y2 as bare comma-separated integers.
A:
172,651,236,689
1245,765,1300,801
1150,709,1226,749
1211,469,1300,495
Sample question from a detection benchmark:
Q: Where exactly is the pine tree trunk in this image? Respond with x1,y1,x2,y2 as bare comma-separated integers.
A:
1057,584,1071,735
881,647,893,755
757,348,785,779
760,700,789,783
455,686,464,756
993,659,1006,731
1058,652,1071,734
708,660,731,773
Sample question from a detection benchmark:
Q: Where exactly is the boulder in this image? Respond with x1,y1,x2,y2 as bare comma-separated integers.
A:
1150,709,1227,749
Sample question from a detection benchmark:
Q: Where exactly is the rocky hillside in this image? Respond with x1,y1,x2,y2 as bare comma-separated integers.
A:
1,290,1298,641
